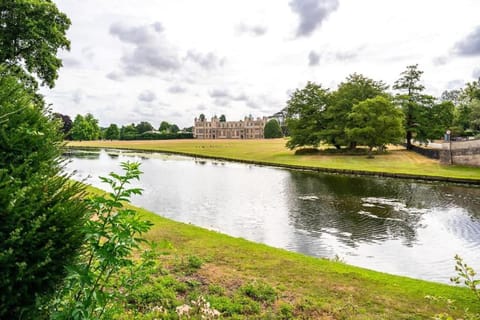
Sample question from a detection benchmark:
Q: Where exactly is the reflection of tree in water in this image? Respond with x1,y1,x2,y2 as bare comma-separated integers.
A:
284,171,443,248
433,184,480,219
64,150,100,160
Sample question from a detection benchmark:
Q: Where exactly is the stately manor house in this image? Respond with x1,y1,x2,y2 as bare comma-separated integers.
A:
194,115,268,139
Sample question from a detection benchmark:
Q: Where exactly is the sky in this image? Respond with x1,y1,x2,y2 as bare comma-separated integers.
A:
42,0,480,129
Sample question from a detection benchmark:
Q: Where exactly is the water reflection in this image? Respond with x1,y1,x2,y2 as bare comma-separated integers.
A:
64,149,480,283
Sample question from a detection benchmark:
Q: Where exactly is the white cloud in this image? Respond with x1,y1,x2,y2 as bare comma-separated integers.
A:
43,0,480,128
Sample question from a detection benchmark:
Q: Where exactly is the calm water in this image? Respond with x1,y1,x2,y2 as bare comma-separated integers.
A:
65,148,480,283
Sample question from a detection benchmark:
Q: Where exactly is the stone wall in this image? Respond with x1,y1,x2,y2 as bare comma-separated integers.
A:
440,139,480,166
409,145,440,159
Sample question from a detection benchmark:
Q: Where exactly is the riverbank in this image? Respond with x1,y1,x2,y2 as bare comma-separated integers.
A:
85,185,478,319
67,139,480,184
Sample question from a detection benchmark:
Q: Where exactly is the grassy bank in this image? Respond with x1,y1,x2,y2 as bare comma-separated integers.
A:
68,139,480,182
84,185,478,319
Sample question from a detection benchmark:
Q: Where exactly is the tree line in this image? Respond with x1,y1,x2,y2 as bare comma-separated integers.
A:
53,113,194,140
285,65,480,155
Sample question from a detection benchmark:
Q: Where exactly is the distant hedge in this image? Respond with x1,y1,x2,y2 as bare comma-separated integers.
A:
120,132,194,140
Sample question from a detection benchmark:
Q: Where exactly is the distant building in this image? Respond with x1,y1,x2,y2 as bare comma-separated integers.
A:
194,115,268,139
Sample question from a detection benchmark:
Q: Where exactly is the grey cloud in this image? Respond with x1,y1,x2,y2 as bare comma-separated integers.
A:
72,90,83,104
454,26,480,56
246,100,260,109
168,85,187,94
138,90,156,102
169,111,183,117
289,0,339,37
308,51,320,66
110,22,181,76
209,88,262,109
433,56,449,66
473,68,480,79
106,71,123,81
447,80,465,90
213,98,229,107
197,104,207,111
110,21,162,45
209,89,247,101
185,50,224,70
122,46,181,75
236,23,268,36
334,51,356,61
308,49,358,66
62,57,82,68
209,88,230,98
82,47,95,60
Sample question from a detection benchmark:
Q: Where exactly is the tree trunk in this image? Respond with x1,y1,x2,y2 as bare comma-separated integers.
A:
367,146,374,158
406,130,412,150
349,141,357,150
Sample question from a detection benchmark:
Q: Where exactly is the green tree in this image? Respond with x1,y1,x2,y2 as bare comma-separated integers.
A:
393,64,434,148
53,112,73,138
120,124,137,140
465,78,480,101
285,82,329,149
171,124,180,133
468,99,480,132
0,71,87,318
264,119,283,138
425,101,455,139
104,123,120,140
159,120,171,132
70,113,101,141
219,114,226,122
322,73,388,149
346,96,404,157
136,121,154,134
0,0,71,88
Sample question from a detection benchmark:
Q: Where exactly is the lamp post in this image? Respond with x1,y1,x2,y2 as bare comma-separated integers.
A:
446,130,453,165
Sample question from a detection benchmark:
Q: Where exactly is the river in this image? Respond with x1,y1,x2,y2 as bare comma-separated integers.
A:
65,148,480,283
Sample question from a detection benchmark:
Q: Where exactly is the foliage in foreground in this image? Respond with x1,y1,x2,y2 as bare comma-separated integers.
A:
0,71,87,318
430,255,480,320
49,162,153,319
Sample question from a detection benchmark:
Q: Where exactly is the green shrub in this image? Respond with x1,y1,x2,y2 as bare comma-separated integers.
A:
0,71,88,318
264,119,283,139
49,162,154,319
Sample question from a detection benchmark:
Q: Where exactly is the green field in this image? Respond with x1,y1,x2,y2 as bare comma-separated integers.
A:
81,185,479,319
68,139,480,182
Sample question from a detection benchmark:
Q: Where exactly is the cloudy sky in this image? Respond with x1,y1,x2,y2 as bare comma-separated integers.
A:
43,0,480,128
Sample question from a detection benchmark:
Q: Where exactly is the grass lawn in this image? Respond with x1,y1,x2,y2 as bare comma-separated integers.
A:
68,139,480,182
83,185,480,319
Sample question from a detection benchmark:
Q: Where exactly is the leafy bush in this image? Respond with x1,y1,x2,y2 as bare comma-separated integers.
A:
50,162,154,319
0,71,88,318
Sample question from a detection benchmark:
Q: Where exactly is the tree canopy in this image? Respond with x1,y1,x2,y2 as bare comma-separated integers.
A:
0,0,71,88
105,123,120,140
393,64,434,148
346,96,404,157
136,121,154,134
264,119,283,139
321,73,388,148
70,113,101,141
285,82,330,149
